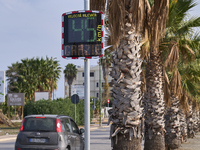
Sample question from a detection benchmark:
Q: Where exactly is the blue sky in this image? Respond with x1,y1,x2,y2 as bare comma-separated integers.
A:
0,0,200,98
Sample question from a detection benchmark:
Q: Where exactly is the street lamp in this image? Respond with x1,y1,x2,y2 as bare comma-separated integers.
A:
53,57,57,100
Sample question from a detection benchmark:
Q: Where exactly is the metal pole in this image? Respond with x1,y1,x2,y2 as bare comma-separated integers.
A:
84,1,90,150
53,59,54,100
53,57,57,100
99,58,102,126
84,0,90,10
14,106,16,120
84,59,90,150
75,103,76,122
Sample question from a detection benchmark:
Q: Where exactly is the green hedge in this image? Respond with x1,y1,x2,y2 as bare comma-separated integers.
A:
24,98,93,126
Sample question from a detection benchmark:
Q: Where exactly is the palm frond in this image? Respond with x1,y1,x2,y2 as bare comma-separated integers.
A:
164,42,179,70
170,68,182,99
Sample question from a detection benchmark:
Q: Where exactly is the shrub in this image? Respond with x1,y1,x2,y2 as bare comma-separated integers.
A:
24,98,93,125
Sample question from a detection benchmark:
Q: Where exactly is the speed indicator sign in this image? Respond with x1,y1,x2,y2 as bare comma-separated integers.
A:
62,10,104,59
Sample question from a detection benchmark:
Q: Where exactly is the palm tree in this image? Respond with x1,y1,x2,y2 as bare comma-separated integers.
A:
44,57,62,100
63,63,77,98
179,59,200,138
91,0,169,149
159,0,200,148
6,57,62,101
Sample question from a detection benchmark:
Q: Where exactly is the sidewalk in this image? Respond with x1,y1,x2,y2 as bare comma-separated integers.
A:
178,132,200,150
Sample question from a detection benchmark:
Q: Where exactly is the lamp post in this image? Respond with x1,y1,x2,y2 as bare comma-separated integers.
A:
53,57,57,100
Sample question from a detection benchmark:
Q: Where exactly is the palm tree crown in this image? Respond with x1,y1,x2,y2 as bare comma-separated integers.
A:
64,63,77,98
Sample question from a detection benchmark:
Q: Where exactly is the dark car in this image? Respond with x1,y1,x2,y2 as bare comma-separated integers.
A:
15,114,84,150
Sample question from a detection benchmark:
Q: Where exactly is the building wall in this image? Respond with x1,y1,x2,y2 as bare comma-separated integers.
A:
64,65,112,99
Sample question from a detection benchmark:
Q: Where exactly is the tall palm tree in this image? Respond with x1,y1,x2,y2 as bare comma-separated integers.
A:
63,63,77,98
179,59,200,138
142,1,169,149
91,0,169,149
159,0,200,148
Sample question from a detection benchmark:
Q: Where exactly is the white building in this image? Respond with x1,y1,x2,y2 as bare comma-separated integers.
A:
64,65,112,99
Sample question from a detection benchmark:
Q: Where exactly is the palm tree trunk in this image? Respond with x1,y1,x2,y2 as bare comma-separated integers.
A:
193,109,199,133
109,23,143,150
144,50,165,150
112,133,141,150
186,101,195,138
165,94,181,149
69,84,72,98
179,108,187,143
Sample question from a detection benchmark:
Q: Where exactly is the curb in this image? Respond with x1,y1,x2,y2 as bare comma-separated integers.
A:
0,135,17,142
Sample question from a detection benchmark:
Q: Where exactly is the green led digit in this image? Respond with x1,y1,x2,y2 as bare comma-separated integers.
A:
72,19,84,41
85,18,96,42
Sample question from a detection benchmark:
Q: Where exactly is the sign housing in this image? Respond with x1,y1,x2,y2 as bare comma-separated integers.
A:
62,10,104,59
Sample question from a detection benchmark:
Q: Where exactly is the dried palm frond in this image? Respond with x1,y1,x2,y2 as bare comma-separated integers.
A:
90,0,107,12
163,69,171,107
107,0,125,48
164,42,179,70
130,0,150,33
170,68,182,100
180,92,189,113
149,0,169,48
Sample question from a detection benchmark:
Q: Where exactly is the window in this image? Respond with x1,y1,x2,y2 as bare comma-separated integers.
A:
64,119,71,132
96,93,99,98
23,118,56,132
82,72,94,77
90,72,94,77
96,82,98,87
102,82,104,87
61,120,66,132
70,119,79,134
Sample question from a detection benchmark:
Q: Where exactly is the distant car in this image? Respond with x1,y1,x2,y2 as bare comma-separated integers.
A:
15,114,84,150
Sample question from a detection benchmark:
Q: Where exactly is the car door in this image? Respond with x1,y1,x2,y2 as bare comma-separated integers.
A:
70,119,82,150
64,118,76,150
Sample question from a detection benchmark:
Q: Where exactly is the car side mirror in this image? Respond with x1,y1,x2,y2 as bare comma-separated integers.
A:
80,128,85,134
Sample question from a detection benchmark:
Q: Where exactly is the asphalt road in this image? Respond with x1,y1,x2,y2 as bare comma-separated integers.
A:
90,126,111,150
0,125,146,150
0,125,111,150
0,140,15,150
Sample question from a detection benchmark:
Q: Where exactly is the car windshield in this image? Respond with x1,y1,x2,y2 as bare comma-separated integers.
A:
23,117,56,132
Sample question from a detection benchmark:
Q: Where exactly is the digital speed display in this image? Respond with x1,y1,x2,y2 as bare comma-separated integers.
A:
62,11,104,58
